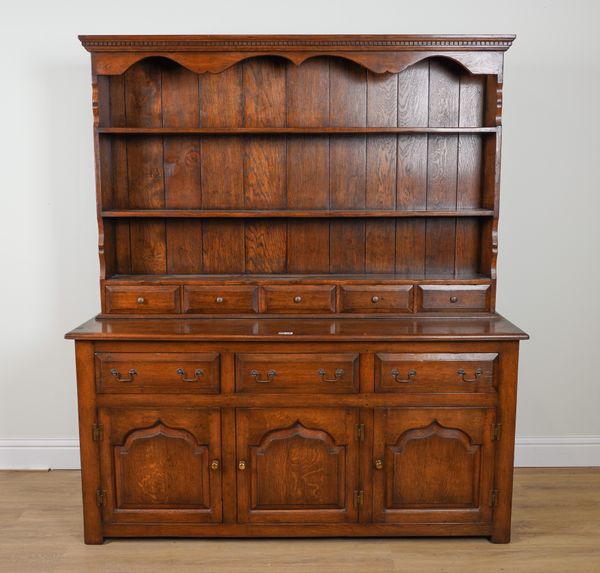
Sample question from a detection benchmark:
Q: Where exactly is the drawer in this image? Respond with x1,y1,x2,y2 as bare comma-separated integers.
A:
183,286,258,314
417,285,490,312
375,353,497,393
340,285,414,313
264,286,336,314
95,352,220,393
105,285,180,314
235,353,359,393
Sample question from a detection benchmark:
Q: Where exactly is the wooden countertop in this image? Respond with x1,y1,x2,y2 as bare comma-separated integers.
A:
65,314,528,342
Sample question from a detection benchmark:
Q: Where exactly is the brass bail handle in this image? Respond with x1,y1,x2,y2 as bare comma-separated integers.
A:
238,460,247,471
176,368,204,382
250,369,277,384
318,368,344,383
391,368,416,384
457,368,483,383
110,368,137,383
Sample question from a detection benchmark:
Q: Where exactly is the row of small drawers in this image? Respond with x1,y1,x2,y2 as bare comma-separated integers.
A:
95,352,498,394
105,284,491,314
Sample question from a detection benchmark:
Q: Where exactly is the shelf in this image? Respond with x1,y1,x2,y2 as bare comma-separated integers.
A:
106,273,492,283
102,209,495,219
97,127,497,135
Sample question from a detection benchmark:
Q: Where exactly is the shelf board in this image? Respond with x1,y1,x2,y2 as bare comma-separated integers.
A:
102,209,495,219
106,273,492,283
97,127,497,135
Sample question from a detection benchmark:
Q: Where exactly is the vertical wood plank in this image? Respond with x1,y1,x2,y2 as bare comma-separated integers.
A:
125,60,166,274
200,66,244,208
245,220,287,274
130,220,167,274
456,75,485,277
330,59,366,273
366,72,397,273
166,220,203,274
426,59,460,277
395,60,430,275
243,58,287,273
287,220,330,274
202,221,245,273
286,58,331,272
200,66,244,273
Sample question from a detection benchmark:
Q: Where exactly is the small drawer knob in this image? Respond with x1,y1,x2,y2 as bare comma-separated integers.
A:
210,459,220,471
136,297,145,304
450,296,458,303
294,296,302,303
374,459,384,470
371,296,380,303
215,296,224,304
238,460,247,471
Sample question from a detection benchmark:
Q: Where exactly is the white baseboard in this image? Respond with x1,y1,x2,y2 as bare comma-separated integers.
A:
1,436,599,470
0,439,80,470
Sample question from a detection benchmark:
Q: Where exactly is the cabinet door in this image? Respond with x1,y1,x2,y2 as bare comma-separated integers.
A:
236,408,359,524
98,407,222,524
373,408,496,524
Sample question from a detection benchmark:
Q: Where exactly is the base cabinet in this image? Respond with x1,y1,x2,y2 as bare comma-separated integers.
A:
73,337,521,543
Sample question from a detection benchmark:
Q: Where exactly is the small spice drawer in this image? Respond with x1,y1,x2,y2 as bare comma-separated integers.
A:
95,352,220,393
235,353,359,393
105,285,180,314
340,285,414,313
183,286,259,314
375,353,498,393
417,285,491,312
263,286,336,314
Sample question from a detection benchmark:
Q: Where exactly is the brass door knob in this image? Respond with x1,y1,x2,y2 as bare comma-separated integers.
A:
371,296,380,303
215,296,224,304
136,297,145,304
374,459,384,470
294,296,302,303
210,459,220,471
238,460,247,471
450,296,458,303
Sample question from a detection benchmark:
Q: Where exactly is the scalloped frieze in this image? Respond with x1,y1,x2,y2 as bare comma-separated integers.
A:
91,50,504,77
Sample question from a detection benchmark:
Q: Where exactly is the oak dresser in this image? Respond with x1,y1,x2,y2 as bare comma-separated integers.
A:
66,34,527,544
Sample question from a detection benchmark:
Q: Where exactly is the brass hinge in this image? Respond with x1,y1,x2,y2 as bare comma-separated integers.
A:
96,489,106,507
490,489,499,508
357,423,365,442
492,423,502,441
354,490,364,507
92,423,104,442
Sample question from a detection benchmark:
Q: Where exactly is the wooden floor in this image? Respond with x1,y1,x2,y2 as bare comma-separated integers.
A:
0,469,598,573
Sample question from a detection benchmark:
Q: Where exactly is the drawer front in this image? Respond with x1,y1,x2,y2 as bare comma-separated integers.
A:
417,285,490,312
264,286,336,314
105,285,180,314
375,353,497,393
182,286,258,314
235,353,359,393
96,352,220,393
340,285,414,313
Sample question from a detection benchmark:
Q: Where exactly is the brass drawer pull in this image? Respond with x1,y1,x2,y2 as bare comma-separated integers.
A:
450,296,458,303
318,368,344,383
176,368,204,382
371,295,380,303
215,296,224,304
136,297,145,304
238,460,247,471
210,459,220,471
294,296,302,303
457,368,483,383
374,459,384,470
110,368,137,383
391,368,416,384
250,369,277,384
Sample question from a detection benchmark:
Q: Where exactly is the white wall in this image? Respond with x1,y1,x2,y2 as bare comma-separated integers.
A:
1,0,599,468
